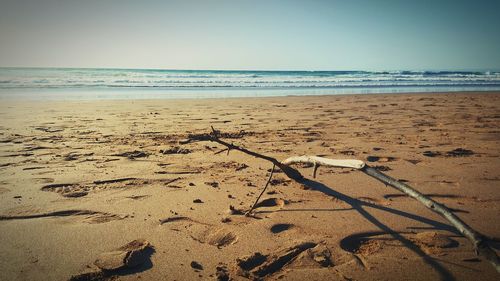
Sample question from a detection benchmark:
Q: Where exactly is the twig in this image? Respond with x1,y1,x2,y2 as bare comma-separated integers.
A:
313,162,319,178
245,164,276,216
202,127,303,180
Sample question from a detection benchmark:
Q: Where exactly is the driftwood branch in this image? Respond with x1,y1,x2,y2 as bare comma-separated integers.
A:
196,129,499,272
282,155,500,273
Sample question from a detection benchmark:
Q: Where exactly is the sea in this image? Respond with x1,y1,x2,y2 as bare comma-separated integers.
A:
1,68,499,100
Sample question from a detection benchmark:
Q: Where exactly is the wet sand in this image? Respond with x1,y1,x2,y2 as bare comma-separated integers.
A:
0,92,499,280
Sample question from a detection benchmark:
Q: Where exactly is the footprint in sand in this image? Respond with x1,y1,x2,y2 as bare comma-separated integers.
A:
70,239,154,281
41,180,134,198
94,239,154,271
270,223,294,234
41,178,178,198
340,231,458,259
160,216,238,248
0,209,124,224
232,242,332,279
255,198,288,209
206,228,238,247
411,231,458,254
366,155,398,163
340,231,389,258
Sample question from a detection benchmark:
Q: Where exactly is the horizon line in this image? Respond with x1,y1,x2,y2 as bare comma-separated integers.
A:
1,66,499,73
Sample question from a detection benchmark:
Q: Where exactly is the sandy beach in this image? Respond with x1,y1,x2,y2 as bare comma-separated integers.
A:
0,92,499,281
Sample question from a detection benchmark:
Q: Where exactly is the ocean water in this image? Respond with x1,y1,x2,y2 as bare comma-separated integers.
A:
0,68,499,100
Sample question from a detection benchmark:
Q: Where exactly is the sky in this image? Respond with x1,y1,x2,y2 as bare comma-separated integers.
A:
0,0,499,71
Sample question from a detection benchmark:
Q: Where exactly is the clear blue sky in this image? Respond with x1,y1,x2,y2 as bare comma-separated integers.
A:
0,0,499,70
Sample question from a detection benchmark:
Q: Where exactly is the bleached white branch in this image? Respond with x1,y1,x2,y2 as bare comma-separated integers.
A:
281,156,365,170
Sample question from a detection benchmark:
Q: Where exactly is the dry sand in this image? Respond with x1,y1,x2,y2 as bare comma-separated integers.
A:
0,92,499,281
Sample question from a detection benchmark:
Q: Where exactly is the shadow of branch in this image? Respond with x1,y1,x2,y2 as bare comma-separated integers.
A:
300,178,457,281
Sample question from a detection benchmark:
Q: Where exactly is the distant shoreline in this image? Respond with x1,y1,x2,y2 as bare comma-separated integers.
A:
1,90,499,102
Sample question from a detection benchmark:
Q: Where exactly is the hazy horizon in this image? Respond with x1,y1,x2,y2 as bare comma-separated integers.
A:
1,0,500,71
1,66,500,72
